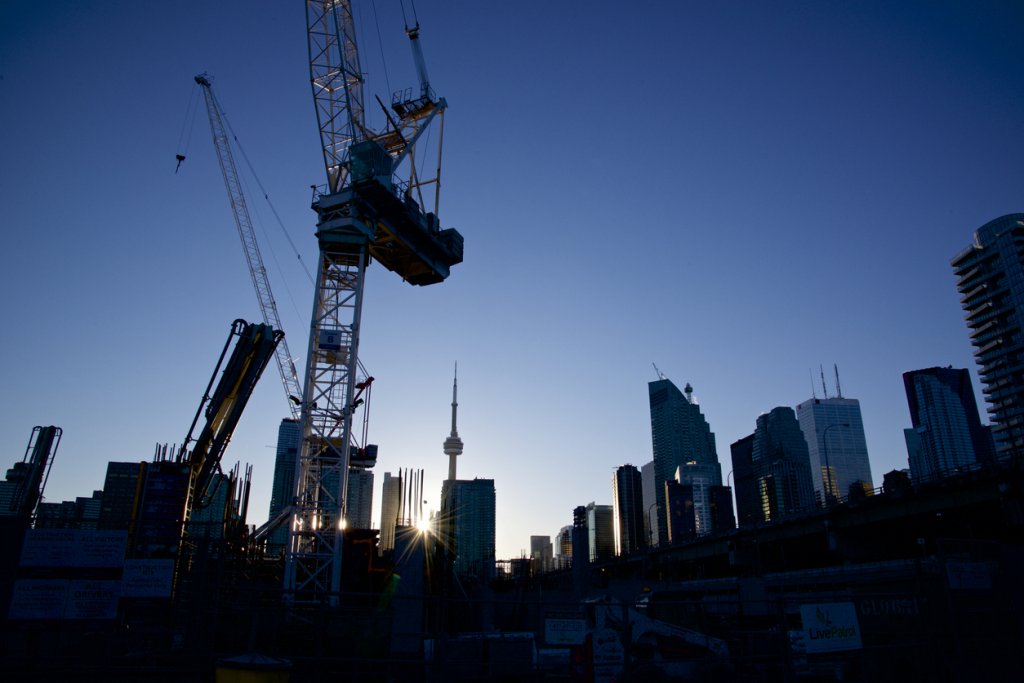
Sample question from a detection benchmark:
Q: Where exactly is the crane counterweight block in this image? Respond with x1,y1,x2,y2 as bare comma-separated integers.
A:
313,181,463,286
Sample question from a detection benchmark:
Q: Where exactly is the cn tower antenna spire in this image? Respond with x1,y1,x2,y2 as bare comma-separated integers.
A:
443,362,464,481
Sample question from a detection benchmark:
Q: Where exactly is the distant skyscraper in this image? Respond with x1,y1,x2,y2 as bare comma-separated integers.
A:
752,407,815,521
648,378,722,543
530,535,553,573
443,365,464,481
267,418,301,552
665,480,696,543
440,478,496,577
641,460,658,547
730,434,759,528
585,502,614,562
612,465,645,555
732,408,815,524
795,397,872,504
380,471,402,553
951,213,1024,455
346,469,374,529
555,525,572,569
903,367,993,481
708,485,736,533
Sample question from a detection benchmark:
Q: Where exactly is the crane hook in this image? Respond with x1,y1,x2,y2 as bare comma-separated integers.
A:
175,154,186,174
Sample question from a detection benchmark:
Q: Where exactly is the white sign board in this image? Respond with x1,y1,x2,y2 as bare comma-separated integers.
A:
590,628,624,683
122,559,176,598
800,602,863,653
8,579,67,620
545,617,587,645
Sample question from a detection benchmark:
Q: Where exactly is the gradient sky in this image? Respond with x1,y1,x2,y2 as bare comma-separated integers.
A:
2,1,1022,560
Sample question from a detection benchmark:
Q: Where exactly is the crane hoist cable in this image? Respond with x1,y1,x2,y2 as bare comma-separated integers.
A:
175,80,202,173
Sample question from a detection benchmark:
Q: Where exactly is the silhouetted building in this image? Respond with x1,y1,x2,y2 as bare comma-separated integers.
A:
612,464,645,555
903,366,994,481
585,502,614,562
346,468,374,529
795,397,872,504
649,378,722,542
734,408,814,525
952,213,1024,455
641,460,658,547
730,434,759,528
440,478,496,578
380,471,401,553
665,480,696,544
555,525,572,569
266,418,301,552
98,461,141,530
530,535,552,573
708,485,736,533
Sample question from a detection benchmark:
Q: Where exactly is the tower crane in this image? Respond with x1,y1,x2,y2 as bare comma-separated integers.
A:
286,1,464,603
195,74,304,419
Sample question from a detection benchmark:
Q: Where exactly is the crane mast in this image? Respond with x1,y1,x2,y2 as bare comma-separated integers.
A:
285,0,463,603
195,74,304,419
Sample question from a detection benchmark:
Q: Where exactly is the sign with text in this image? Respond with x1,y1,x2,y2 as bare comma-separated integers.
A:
121,559,175,598
799,602,863,653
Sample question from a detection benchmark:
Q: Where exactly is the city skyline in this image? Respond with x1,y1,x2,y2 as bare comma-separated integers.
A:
2,1,1023,559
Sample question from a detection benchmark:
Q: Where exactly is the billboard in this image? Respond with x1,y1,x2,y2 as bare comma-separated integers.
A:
799,602,863,653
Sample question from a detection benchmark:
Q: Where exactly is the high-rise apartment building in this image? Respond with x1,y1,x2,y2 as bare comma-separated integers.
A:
951,213,1024,455
795,397,872,504
439,478,496,577
903,367,993,481
612,465,645,556
345,469,374,530
648,378,722,542
266,418,301,552
555,525,572,569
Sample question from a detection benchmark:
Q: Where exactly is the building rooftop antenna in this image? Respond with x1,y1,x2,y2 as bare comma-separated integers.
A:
834,363,843,398
820,365,830,399
652,362,667,381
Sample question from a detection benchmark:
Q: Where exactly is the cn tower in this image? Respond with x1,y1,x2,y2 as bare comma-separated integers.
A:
443,364,464,481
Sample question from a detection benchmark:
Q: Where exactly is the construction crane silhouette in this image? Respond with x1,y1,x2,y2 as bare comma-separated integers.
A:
285,1,464,603
194,73,304,419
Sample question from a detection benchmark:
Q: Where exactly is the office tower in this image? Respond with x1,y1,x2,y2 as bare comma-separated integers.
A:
584,502,614,562
648,378,723,544
665,480,696,544
708,485,736,533
612,464,645,555
346,468,374,529
0,462,33,517
903,367,993,481
571,506,589,568
439,478,496,577
266,418,301,552
730,434,759,528
952,214,1024,455
443,366,464,481
380,471,402,552
753,407,815,521
555,525,572,569
530,535,553,573
641,460,658,547
795,397,872,504
98,462,142,530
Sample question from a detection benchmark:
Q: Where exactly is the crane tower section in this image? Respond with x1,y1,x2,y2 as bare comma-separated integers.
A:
286,1,464,603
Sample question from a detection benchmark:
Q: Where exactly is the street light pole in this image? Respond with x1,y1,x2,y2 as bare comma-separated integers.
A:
822,423,850,506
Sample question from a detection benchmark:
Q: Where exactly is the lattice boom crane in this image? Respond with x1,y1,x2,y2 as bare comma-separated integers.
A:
285,0,464,603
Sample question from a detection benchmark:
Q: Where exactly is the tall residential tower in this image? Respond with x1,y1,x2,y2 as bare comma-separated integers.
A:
951,213,1024,455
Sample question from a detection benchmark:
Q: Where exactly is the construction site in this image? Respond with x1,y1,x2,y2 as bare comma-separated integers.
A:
2,2,1024,682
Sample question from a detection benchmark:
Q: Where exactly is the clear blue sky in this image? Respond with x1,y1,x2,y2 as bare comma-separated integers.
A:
2,1,1022,560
